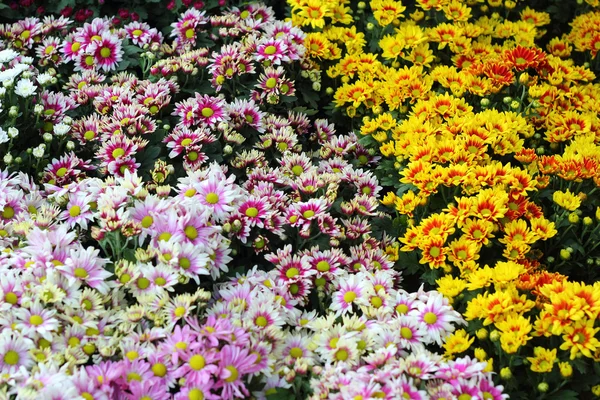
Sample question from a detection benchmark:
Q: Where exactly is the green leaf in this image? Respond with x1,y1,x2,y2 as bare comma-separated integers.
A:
266,388,294,400
544,390,578,400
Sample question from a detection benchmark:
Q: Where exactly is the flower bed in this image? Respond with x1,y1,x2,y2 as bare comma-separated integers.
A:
0,0,598,399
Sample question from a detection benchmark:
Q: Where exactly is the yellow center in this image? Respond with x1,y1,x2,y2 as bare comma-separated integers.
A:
400,327,413,339
335,349,348,361
290,347,303,358
316,261,330,272
69,205,81,217
4,350,19,365
303,210,315,219
225,365,239,382
30,315,43,326
184,226,198,240
343,291,357,303
100,47,111,58
201,107,214,118
424,312,438,325
245,207,259,217
286,268,299,278
255,316,268,327
264,45,277,55
5,292,18,305
205,193,219,204
265,77,277,89
141,215,153,228
74,268,88,278
189,354,206,370
152,363,167,377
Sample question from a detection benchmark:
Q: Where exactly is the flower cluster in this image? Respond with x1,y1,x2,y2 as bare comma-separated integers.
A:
293,0,600,397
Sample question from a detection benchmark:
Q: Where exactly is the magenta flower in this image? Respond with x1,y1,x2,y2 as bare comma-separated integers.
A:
215,345,260,400
57,246,113,294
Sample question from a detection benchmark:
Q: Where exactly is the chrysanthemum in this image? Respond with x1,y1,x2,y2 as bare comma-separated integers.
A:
330,273,370,316
215,345,260,399
395,316,427,352
15,301,59,341
0,331,34,374
172,242,210,283
86,32,123,72
410,292,464,345
255,39,290,65
58,246,112,294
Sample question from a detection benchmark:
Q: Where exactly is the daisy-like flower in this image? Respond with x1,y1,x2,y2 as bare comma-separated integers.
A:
172,242,210,283
330,273,370,316
14,79,37,97
194,166,241,222
239,196,273,228
59,192,94,229
215,345,260,399
57,246,112,294
86,32,123,72
0,330,34,374
15,301,59,341
395,316,428,352
255,38,290,65
193,94,228,128
409,292,464,345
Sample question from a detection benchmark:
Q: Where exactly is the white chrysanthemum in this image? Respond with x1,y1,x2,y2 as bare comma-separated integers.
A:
0,49,19,64
0,64,28,84
32,144,45,158
7,127,18,138
36,73,53,86
14,79,36,98
53,123,70,136
0,128,8,144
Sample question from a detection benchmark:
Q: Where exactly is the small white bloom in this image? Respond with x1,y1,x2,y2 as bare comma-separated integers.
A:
62,116,73,125
0,49,19,63
43,132,53,142
14,79,36,98
34,104,44,114
66,141,75,150
7,127,18,138
0,64,28,84
32,144,46,158
0,127,8,144
53,123,70,136
37,73,53,86
21,56,34,65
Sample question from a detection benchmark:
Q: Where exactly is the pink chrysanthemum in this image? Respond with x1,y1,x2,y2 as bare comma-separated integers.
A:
215,345,260,400
87,32,123,72
409,292,465,345
0,331,34,374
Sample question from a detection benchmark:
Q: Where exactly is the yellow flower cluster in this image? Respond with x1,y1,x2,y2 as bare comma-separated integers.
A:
290,0,600,390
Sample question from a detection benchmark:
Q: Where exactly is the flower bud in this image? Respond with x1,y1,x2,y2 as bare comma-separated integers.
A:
366,22,374,30
500,367,512,380
357,1,366,9
560,249,571,260
476,328,488,340
489,330,500,342
66,141,75,150
480,98,490,107
503,96,512,104
42,132,52,142
537,383,549,393
568,213,579,224
3,154,13,165
223,145,233,155
9,106,18,118
510,100,520,110
558,362,572,378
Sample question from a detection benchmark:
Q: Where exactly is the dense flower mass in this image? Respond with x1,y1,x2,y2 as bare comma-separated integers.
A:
0,0,598,398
